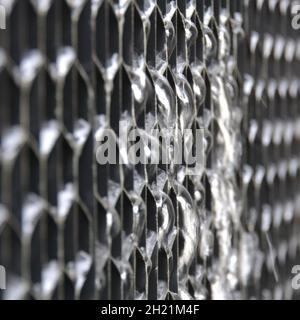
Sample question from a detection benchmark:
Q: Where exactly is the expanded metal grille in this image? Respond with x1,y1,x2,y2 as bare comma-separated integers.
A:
0,0,300,300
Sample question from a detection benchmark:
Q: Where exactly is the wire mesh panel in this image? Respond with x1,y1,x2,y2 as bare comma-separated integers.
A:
0,0,300,300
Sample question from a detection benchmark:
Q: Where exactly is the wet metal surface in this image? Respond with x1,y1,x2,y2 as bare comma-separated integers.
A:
0,0,300,300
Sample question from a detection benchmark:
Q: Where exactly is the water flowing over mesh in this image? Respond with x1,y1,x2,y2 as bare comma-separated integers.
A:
0,0,300,300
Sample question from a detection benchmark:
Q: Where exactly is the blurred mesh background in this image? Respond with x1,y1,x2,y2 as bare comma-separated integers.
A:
1,0,300,300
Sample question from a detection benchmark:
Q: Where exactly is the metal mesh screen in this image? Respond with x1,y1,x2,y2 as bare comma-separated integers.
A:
0,0,300,300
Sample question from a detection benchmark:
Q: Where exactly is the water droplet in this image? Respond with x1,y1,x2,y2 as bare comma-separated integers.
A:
1,126,26,162
40,120,60,156
150,70,176,130
50,47,76,80
14,50,44,88
22,194,45,236
33,261,60,299
174,72,195,132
